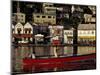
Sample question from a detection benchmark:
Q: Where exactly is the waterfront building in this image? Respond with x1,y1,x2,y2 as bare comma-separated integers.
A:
64,24,96,44
43,3,56,14
33,13,56,25
12,13,26,23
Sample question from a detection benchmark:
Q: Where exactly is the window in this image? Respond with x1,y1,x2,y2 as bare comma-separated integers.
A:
69,32,72,35
53,16,55,18
47,9,51,11
17,28,21,34
92,31,94,34
36,16,40,18
28,37,30,41
29,28,31,34
42,16,45,18
21,19,23,21
48,16,51,18
17,19,20,22
49,5,53,7
29,30,31,34
21,15,23,17
25,30,27,34
24,28,31,34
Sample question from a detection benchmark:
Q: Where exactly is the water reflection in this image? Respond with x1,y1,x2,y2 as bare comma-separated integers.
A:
12,46,96,72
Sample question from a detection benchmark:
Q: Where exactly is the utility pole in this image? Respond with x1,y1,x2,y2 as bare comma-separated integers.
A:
16,1,20,22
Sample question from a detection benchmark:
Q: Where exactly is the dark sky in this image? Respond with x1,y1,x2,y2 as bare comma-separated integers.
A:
12,1,43,21
12,1,93,13
12,1,94,22
12,1,42,13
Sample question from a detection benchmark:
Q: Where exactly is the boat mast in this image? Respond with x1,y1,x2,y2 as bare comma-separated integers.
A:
16,1,20,22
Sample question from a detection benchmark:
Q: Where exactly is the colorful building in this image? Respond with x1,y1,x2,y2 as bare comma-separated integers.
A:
64,24,96,44
12,22,33,44
12,13,25,23
33,13,56,25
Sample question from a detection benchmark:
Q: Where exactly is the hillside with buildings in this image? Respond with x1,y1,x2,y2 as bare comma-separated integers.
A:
11,1,96,74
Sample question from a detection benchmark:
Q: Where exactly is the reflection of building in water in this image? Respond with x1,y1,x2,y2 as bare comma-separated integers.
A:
13,46,33,71
64,24,95,44
78,46,95,55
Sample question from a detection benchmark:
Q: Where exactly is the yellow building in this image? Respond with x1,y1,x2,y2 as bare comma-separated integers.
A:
64,23,96,56
12,13,25,23
33,13,56,25
64,24,96,44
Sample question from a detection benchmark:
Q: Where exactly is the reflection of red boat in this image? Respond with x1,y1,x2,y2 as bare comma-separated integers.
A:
23,53,96,72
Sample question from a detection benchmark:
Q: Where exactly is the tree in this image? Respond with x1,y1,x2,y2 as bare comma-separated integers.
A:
61,7,84,56
70,10,84,56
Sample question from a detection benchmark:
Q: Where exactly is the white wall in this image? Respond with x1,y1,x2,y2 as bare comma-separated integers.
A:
15,22,24,34
24,22,33,34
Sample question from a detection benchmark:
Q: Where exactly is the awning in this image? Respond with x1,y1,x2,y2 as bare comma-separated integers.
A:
78,36,95,39
67,36,95,39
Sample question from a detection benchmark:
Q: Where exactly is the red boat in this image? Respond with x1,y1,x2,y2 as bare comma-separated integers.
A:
23,53,96,73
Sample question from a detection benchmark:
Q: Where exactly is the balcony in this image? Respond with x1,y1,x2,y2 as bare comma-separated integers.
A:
12,34,33,38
